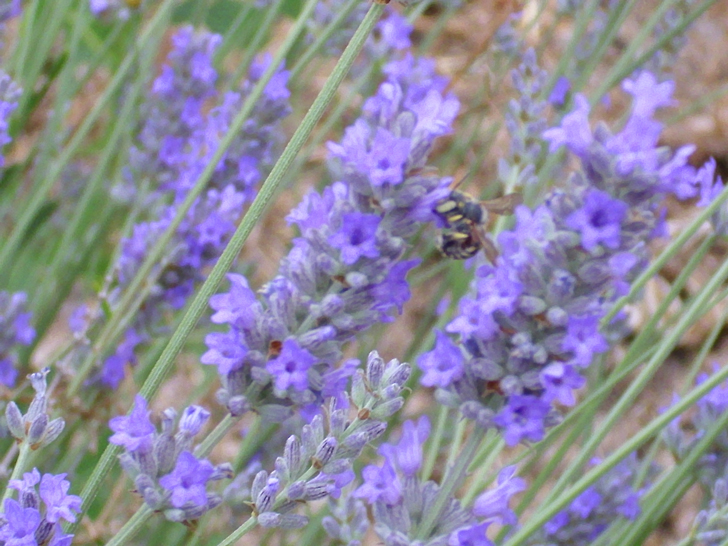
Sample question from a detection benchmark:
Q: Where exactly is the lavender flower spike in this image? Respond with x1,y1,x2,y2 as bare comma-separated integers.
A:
5,368,64,449
84,27,290,389
0,291,35,387
203,54,458,417
419,70,711,445
665,366,728,544
525,454,653,545
109,395,232,523
226,352,410,530
355,415,525,545
0,468,82,546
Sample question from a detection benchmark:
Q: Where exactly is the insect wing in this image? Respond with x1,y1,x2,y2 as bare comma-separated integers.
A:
471,225,499,263
482,193,522,215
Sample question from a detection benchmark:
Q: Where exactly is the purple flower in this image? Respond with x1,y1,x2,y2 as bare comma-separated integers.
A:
376,11,412,51
379,416,430,477
0,499,40,546
91,28,291,389
425,68,707,444
571,487,602,518
108,394,155,453
206,54,458,416
208,274,260,329
540,363,585,406
178,405,211,436
529,454,651,545
266,339,317,393
8,468,40,495
543,94,593,156
159,451,216,508
418,331,464,388
3,470,82,546
328,212,382,264
110,400,231,521
562,314,609,368
0,291,36,387
201,330,248,376
364,128,410,187
493,395,551,446
0,0,21,22
472,466,526,525
549,76,571,107
565,190,627,251
448,523,494,546
354,461,401,505
99,328,144,388
38,474,82,524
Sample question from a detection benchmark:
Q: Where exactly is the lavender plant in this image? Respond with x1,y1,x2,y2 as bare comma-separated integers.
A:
418,71,708,446
0,1,727,546
201,49,458,417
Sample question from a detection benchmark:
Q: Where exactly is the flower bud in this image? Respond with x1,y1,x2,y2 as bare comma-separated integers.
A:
5,402,24,440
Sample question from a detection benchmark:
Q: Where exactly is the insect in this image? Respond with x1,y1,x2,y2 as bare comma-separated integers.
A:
434,188,522,261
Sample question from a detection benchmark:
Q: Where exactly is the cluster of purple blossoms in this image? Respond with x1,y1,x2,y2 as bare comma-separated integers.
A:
0,291,36,387
305,1,412,60
79,27,290,388
0,469,81,546
202,52,458,417
645,0,701,78
664,367,728,544
230,352,410,530
5,369,65,450
0,0,20,24
354,415,525,546
321,492,369,546
498,49,549,189
418,71,712,446
696,158,728,235
109,395,232,522
305,0,369,55
0,74,30,388
88,0,140,21
0,69,19,171
525,455,651,545
554,0,619,80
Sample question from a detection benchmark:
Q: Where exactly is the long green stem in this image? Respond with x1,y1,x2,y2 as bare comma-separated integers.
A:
1,444,31,503
289,0,362,81
229,0,286,86
104,505,153,546
414,426,485,540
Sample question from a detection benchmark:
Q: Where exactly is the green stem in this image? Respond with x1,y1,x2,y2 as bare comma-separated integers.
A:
194,414,240,459
215,2,254,63
1,443,31,503
214,516,258,546
414,426,485,540
289,0,362,81
230,0,286,87
105,505,154,546
421,405,449,482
